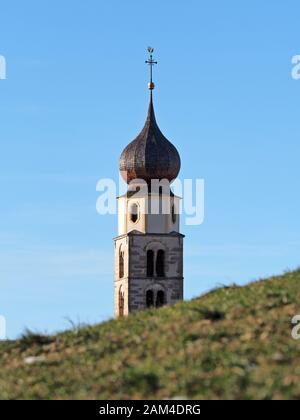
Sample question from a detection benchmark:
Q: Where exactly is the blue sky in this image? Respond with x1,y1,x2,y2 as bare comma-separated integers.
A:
0,0,300,338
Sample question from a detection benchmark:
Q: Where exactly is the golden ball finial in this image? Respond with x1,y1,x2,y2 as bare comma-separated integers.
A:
148,81,155,90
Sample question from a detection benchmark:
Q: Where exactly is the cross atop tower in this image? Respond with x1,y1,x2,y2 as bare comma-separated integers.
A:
145,47,157,90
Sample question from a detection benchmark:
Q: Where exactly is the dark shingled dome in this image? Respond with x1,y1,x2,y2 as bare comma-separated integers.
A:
119,93,181,185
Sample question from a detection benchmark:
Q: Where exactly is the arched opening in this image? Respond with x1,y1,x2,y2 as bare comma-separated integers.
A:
119,247,124,278
156,249,165,277
156,290,165,308
119,286,125,317
171,204,177,224
158,187,164,214
146,289,165,309
146,290,154,308
130,203,139,223
147,249,154,277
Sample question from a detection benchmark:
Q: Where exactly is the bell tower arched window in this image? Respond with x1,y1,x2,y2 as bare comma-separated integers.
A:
146,290,154,308
156,249,165,277
156,290,165,307
171,204,177,224
147,250,154,277
119,247,124,278
119,286,125,317
159,187,163,214
130,203,139,223
145,289,165,309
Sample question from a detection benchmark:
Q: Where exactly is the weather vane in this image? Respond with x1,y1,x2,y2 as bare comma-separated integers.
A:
145,47,157,90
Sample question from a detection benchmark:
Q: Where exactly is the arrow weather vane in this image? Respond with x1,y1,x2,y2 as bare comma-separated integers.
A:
145,47,157,90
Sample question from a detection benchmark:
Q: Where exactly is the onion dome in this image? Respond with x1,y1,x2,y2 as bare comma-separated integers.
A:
119,92,181,185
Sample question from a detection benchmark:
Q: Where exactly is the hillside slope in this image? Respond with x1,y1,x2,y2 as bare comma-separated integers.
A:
1,270,300,400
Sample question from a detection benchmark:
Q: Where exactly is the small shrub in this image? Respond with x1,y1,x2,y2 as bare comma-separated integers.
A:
19,329,52,350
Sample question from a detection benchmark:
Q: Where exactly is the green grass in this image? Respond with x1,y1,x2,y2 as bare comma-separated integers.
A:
1,270,300,399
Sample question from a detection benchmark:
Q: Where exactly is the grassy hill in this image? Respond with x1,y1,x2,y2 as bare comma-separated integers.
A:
1,270,300,400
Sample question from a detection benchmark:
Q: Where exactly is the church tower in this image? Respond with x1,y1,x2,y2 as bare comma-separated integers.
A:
114,48,184,317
